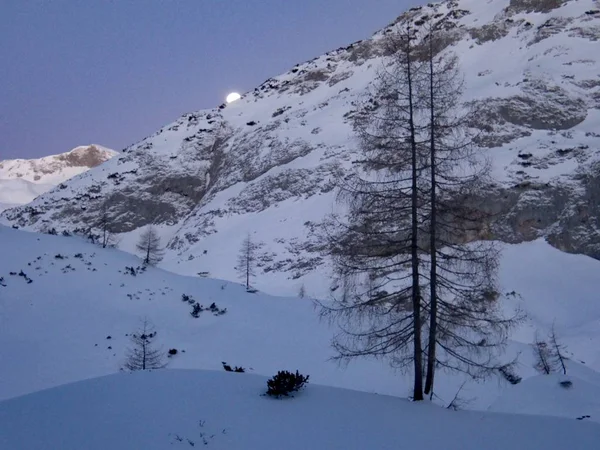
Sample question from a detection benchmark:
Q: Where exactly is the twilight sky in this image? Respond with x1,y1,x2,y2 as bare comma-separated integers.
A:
0,0,422,160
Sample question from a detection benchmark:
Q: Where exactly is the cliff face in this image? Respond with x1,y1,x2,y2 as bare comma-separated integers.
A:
2,0,599,295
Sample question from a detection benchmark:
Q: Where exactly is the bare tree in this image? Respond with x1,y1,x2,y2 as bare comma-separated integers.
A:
319,21,519,402
319,26,428,401
298,284,306,298
549,324,568,375
123,318,166,371
532,331,554,375
98,204,118,249
136,225,164,265
237,233,258,291
420,21,520,397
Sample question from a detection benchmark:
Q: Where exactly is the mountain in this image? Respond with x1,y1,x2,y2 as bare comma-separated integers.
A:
1,370,599,450
1,0,599,297
0,145,117,212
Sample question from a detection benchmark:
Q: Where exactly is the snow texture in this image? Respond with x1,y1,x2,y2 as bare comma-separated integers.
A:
1,369,599,450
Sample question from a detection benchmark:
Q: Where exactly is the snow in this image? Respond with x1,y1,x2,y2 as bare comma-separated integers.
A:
0,144,117,210
0,178,53,211
1,369,599,450
1,2,600,444
490,369,600,422
2,1,599,299
1,226,600,424
0,144,117,183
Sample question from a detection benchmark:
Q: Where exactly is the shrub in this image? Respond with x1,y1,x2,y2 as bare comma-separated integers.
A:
222,362,245,373
191,303,202,318
168,348,178,356
559,380,573,389
498,364,522,385
266,370,309,397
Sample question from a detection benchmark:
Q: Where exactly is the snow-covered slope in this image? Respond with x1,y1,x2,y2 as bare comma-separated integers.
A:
1,369,599,450
0,179,53,212
490,371,600,422
2,0,600,296
1,225,600,422
0,145,117,212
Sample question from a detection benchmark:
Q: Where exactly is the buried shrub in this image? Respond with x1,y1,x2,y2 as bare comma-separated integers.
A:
222,361,245,373
266,370,309,397
498,364,522,385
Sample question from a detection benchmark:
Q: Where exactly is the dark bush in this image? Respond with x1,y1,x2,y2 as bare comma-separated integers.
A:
168,348,178,356
191,303,202,318
559,380,573,389
222,361,245,373
498,365,522,385
266,370,309,397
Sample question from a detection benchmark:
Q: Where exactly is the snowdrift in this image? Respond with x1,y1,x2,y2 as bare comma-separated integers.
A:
1,369,599,450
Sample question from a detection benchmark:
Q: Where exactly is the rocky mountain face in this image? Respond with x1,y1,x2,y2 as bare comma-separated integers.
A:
1,0,599,296
0,145,117,212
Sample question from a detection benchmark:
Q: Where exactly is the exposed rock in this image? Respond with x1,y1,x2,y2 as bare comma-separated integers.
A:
507,0,569,14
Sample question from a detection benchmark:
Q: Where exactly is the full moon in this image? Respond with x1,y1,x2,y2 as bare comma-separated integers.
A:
226,92,241,103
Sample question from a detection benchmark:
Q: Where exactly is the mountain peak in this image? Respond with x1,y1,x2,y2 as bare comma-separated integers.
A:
0,144,117,184
0,144,117,212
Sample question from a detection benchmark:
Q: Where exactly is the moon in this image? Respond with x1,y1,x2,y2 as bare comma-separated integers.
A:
226,92,241,103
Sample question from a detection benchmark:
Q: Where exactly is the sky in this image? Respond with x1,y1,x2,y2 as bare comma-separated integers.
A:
0,0,423,160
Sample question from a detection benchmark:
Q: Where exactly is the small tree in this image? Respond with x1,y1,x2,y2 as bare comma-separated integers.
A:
298,284,306,298
136,225,164,265
98,204,118,249
532,332,554,375
123,318,166,371
237,233,258,291
549,324,568,375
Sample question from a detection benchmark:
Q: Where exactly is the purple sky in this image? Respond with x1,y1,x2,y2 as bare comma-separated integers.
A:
0,0,422,160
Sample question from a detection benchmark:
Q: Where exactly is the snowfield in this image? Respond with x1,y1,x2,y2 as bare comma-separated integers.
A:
1,369,599,450
1,225,600,428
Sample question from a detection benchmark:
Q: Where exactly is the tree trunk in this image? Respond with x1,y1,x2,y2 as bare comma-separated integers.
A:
246,243,250,289
142,340,147,370
407,35,424,401
424,34,438,398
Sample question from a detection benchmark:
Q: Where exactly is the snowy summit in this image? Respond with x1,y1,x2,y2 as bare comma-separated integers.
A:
0,144,117,212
